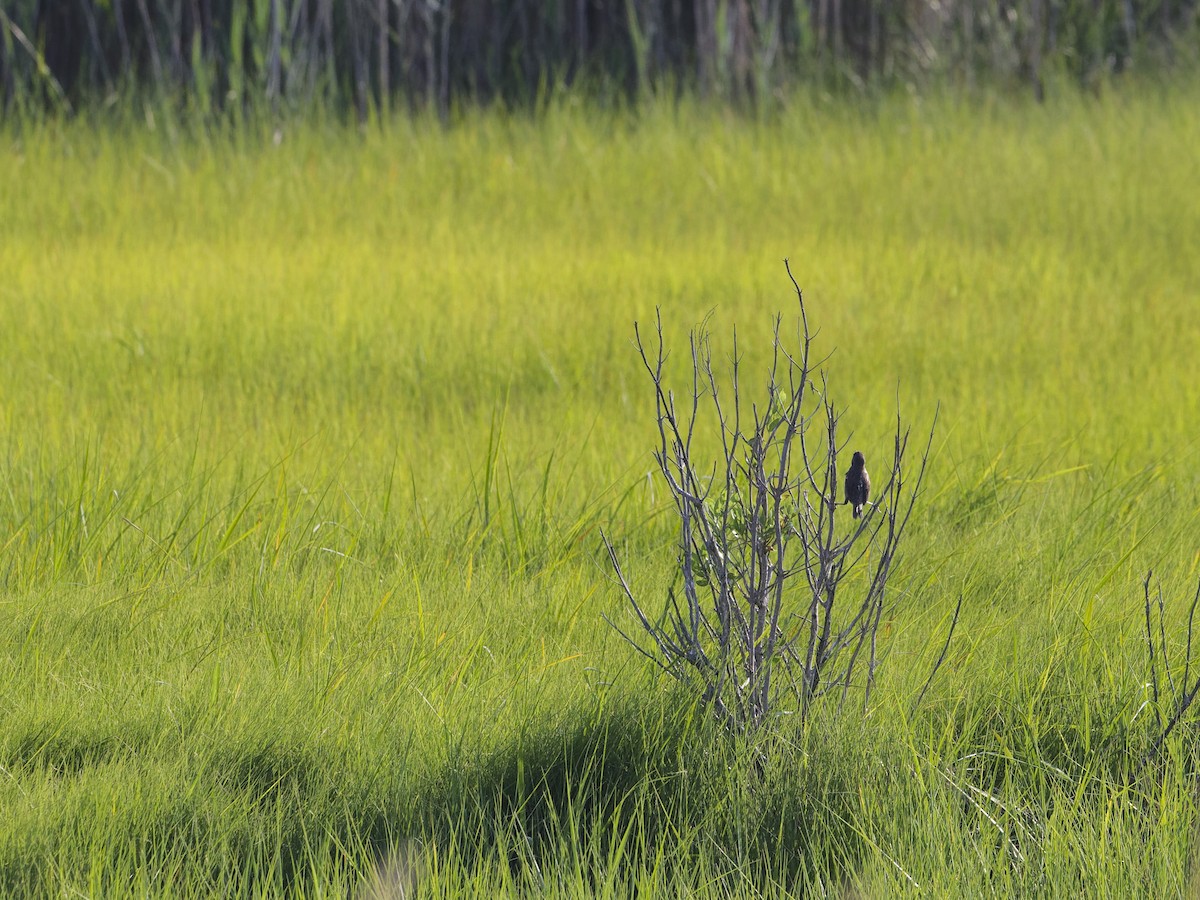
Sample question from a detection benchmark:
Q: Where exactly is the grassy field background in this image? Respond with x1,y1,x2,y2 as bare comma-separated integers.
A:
2,83,1200,895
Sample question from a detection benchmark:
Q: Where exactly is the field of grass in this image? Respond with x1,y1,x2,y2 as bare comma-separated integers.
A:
2,83,1200,896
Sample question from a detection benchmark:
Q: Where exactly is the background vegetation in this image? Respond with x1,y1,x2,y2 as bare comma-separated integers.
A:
2,0,1199,118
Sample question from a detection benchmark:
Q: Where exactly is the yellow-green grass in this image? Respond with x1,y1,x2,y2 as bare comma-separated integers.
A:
2,83,1200,895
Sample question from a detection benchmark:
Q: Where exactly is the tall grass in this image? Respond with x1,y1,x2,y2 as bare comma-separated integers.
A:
1,83,1200,894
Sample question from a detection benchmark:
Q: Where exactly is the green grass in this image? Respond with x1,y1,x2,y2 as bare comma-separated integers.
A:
2,83,1200,895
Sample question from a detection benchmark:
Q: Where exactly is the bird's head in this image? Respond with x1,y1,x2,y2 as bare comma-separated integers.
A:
851,451,865,468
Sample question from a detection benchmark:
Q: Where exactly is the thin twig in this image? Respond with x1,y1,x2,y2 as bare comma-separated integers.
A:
1144,571,1162,732
910,594,965,719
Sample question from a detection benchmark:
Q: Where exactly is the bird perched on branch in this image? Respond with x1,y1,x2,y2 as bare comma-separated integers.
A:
844,451,870,519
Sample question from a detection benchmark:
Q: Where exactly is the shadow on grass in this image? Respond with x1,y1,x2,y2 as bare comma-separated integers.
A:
0,728,337,895
386,692,871,893
0,696,872,895
4,724,153,777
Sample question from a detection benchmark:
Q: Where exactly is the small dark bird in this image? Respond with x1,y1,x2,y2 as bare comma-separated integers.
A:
844,451,870,519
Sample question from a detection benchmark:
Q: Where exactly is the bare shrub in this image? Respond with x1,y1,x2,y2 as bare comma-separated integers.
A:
602,261,943,733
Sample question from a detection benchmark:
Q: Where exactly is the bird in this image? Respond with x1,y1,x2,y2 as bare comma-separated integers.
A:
844,451,870,519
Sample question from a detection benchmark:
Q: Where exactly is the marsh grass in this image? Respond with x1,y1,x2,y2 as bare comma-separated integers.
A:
2,82,1200,894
